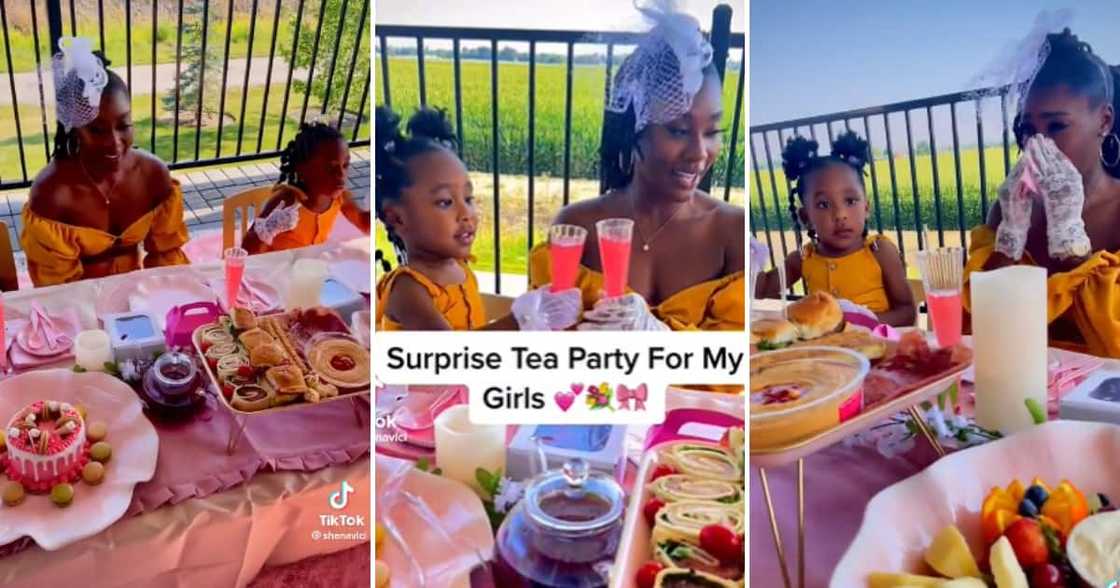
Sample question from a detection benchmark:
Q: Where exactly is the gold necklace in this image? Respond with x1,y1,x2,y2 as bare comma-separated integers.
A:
78,158,119,206
632,193,689,252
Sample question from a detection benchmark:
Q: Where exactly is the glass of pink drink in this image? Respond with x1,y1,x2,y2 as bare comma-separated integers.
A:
595,218,634,299
223,247,248,310
916,247,965,348
548,224,587,293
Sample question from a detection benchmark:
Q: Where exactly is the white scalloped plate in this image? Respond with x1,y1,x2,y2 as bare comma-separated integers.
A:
0,370,159,551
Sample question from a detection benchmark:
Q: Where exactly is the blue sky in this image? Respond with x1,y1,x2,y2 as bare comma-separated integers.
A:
377,0,744,33
750,1,1120,125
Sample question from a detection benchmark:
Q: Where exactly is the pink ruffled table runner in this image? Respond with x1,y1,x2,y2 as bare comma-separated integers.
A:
0,396,370,557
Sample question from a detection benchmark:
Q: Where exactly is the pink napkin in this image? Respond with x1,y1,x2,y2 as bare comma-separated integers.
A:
20,302,73,355
8,307,80,370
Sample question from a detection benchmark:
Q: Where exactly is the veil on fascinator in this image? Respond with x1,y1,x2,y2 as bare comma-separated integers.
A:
52,37,108,132
605,0,714,133
966,9,1075,114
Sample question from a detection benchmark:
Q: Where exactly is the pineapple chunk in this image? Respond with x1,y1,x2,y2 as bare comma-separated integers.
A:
941,579,987,587
989,536,1029,588
924,525,982,578
867,572,944,588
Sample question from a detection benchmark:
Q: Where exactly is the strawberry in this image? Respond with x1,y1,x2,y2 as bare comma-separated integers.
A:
649,464,675,482
643,498,665,527
236,365,255,378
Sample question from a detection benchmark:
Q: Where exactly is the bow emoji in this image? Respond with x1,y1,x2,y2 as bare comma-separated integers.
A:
616,384,648,410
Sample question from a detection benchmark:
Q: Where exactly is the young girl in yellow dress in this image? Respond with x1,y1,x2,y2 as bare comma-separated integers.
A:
374,106,580,331
756,132,916,327
242,122,371,254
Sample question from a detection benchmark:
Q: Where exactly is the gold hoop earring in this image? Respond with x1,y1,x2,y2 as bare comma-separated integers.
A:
1101,133,1120,168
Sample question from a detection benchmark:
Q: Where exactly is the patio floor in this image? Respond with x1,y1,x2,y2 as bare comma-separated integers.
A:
0,148,370,270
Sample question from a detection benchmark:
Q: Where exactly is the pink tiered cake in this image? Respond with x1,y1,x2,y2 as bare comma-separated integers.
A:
4,400,89,492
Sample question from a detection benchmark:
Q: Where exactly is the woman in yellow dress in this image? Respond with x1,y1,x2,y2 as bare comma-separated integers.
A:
529,4,745,332
22,38,188,286
965,29,1120,356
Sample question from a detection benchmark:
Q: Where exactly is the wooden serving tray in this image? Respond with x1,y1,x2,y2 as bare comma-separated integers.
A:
192,311,370,416
750,360,970,469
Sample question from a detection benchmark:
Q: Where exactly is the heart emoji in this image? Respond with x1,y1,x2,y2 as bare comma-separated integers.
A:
570,383,584,396
554,391,575,412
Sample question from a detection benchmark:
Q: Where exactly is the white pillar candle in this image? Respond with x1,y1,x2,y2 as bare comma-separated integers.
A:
971,266,1048,435
434,404,505,496
75,330,113,372
286,259,328,309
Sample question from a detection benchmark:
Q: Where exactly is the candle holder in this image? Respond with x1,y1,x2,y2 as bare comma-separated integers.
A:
74,330,113,372
434,405,505,496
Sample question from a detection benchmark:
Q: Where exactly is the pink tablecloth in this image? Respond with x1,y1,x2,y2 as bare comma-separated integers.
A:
749,443,939,587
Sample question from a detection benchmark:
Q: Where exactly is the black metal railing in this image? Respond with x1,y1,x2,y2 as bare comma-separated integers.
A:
0,0,371,191
375,4,746,294
750,86,1017,272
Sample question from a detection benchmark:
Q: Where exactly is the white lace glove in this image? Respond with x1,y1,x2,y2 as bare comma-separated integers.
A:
1029,135,1091,260
994,146,1035,260
577,293,671,331
253,200,301,245
511,287,582,331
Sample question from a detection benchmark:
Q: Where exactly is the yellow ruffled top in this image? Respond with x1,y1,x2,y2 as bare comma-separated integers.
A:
375,261,486,330
260,185,345,253
800,235,892,313
21,179,190,287
528,242,745,331
963,224,1120,357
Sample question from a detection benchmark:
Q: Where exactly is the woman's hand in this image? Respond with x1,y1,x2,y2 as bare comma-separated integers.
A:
994,150,1034,261
577,293,670,331
1029,135,1091,261
511,287,582,331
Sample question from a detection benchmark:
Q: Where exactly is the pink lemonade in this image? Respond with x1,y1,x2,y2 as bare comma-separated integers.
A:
549,241,584,293
225,262,246,308
927,289,962,348
598,236,632,298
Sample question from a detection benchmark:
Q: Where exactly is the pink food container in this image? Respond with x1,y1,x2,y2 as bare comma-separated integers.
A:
165,302,222,349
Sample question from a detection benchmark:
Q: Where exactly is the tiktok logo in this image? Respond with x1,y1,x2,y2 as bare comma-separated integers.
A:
329,480,354,510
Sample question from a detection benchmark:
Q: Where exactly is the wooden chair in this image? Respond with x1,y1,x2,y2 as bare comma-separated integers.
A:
908,277,926,329
0,222,18,292
481,293,514,320
221,186,275,251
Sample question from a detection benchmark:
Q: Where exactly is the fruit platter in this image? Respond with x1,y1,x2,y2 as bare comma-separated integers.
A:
193,305,371,415
833,421,1120,588
612,433,746,588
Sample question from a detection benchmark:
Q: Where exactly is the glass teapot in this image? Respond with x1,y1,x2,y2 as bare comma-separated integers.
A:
493,448,625,588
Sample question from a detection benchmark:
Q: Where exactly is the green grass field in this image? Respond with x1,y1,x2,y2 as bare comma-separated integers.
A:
0,13,295,74
373,56,745,188
0,83,370,185
750,144,1013,238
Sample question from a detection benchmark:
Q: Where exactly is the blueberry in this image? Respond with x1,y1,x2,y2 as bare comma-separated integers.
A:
1019,498,1040,518
1026,485,1049,507
1099,493,1112,508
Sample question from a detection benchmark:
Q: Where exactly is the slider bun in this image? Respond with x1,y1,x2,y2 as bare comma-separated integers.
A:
750,319,798,346
787,291,843,340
